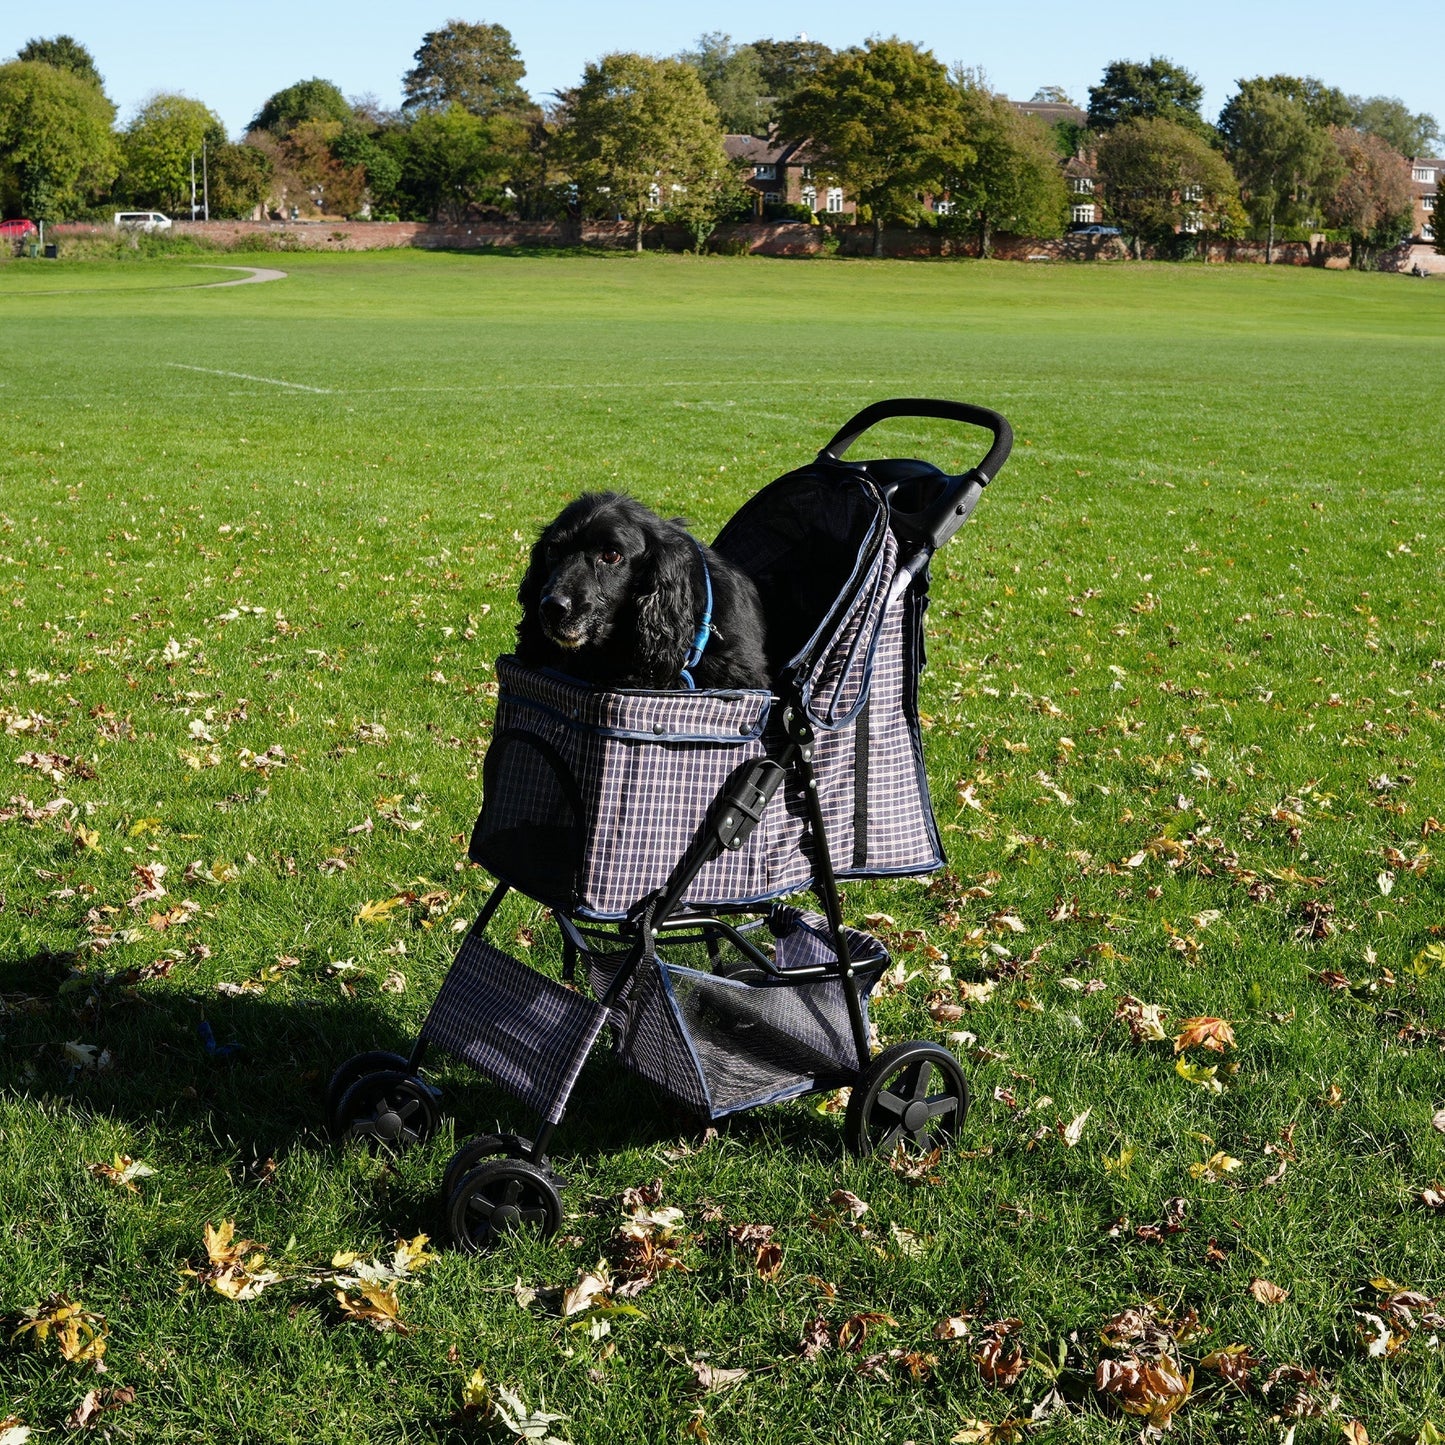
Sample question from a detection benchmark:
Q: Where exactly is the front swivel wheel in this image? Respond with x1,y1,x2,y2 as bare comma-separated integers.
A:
844,1040,969,1157
447,1158,563,1253
333,1069,441,1152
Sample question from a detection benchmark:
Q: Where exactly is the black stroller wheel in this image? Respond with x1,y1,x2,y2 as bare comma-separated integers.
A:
442,1133,543,1200
447,1159,562,1252
325,1051,411,1135
334,1069,441,1152
844,1041,969,1158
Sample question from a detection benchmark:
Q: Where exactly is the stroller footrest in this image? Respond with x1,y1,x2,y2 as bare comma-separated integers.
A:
422,922,608,1123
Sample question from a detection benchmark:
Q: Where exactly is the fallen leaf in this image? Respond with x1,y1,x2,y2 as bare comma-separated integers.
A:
1189,1151,1242,1182
562,1268,612,1318
1249,1278,1290,1306
1200,1343,1261,1385
976,1325,1027,1388
10,1294,106,1367
1341,1421,1370,1445
950,1421,1032,1444
1175,1057,1223,1093
798,1317,832,1360
1433,1108,1445,1135
1059,1109,1090,1148
687,1359,748,1394
839,1312,897,1352
87,1155,155,1192
356,895,408,925
335,1282,410,1333
1095,1356,1193,1428
1173,1016,1236,1054
491,1383,568,1443
0,1418,32,1445
66,1386,135,1431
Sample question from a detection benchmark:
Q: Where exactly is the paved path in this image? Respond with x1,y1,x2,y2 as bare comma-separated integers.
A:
191,265,288,287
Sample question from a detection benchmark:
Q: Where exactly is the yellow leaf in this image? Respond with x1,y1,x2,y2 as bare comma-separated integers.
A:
1173,1016,1236,1054
356,895,407,925
10,1295,106,1367
461,1367,490,1412
1189,1151,1242,1182
1104,1145,1135,1176
128,817,161,837
74,825,101,851
336,1282,409,1333
1175,1058,1223,1093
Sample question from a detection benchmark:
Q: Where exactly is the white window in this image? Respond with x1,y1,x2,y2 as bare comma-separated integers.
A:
934,198,954,215
801,186,817,210
1423,194,1436,211
1071,177,1094,194
647,183,661,208
825,187,844,213
1424,223,1436,241
762,191,780,205
1071,203,1095,224
801,165,814,180
1182,184,1203,203
754,163,776,180
1182,210,1202,233
1413,167,1435,182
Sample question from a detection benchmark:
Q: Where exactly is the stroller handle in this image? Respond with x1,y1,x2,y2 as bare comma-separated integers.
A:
819,398,1014,553
819,398,1014,485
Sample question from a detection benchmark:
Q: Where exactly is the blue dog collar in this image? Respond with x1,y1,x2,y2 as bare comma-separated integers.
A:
679,540,714,690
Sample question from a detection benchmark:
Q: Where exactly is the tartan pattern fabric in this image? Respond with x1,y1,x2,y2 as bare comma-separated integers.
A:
420,923,608,1123
802,526,896,729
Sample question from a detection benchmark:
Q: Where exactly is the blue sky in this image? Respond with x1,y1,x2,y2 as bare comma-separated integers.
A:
5,0,1442,144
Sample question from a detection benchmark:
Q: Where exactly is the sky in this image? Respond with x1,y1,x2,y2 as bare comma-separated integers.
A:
4,0,1442,145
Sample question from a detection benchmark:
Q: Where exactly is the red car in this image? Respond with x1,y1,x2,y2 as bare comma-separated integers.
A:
0,218,37,238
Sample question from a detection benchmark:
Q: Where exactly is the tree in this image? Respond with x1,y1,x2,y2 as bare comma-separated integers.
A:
1251,75,1355,130
206,142,273,218
1029,86,1076,106
15,35,103,89
951,79,1067,256
750,37,833,104
1218,80,1341,261
1095,116,1242,258
397,102,524,221
402,20,530,118
778,37,972,257
0,60,118,222
250,78,351,136
1088,57,1210,136
333,121,404,216
1322,125,1415,269
557,53,731,252
677,33,767,134
119,93,226,213
1350,95,1439,160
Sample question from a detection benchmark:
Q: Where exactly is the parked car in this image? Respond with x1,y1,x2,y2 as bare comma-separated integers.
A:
113,211,173,232
1071,224,1121,236
0,218,37,238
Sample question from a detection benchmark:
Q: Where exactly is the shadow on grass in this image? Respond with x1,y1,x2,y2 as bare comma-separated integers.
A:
0,947,837,1183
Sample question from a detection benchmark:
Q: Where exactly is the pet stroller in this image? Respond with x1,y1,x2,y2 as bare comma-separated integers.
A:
327,399,1013,1250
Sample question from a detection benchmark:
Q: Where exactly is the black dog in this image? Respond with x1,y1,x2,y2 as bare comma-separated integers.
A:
516,492,769,691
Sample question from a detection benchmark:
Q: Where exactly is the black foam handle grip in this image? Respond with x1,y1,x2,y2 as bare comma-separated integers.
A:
820,397,1014,486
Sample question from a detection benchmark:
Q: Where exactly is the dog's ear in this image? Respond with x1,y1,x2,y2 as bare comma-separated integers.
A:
515,525,551,661
634,529,694,687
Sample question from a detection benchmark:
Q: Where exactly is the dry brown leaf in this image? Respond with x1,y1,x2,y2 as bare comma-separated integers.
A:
1433,1108,1445,1135
950,1421,1032,1444
189,1221,282,1300
838,1311,896,1352
1173,1016,1236,1054
335,1282,410,1333
87,1155,155,1192
1341,1422,1369,1445
562,1268,612,1318
1095,1356,1192,1428
934,1315,972,1340
975,1320,1026,1388
798,1316,832,1360
1059,1109,1090,1148
1200,1343,1261,1385
1249,1278,1290,1306
66,1386,134,1431
687,1359,748,1394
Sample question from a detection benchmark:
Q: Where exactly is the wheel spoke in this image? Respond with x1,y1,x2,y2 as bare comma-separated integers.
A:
518,1206,548,1225
502,1180,523,1207
873,1088,909,1118
393,1095,419,1122
908,1059,935,1102
926,1093,959,1119
874,1121,905,1154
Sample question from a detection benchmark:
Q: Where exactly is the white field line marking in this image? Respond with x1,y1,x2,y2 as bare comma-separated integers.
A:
164,362,332,393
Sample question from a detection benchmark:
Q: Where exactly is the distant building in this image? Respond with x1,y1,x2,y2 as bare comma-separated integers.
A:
1409,157,1440,243
723,133,854,218
1009,98,1087,130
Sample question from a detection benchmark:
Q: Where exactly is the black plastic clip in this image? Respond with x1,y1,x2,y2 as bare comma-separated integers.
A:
713,758,786,851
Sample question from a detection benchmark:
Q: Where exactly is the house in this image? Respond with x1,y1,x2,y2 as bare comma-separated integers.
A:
1408,157,1441,243
1062,152,1102,226
723,133,854,218
1009,98,1087,130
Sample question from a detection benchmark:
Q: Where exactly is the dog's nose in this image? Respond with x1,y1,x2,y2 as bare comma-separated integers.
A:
540,592,571,625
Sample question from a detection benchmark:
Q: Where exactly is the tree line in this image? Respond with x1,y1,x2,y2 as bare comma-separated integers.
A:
0,26,1438,268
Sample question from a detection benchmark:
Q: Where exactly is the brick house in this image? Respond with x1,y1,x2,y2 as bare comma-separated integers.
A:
1007,100,1103,228
1408,157,1441,243
723,133,854,218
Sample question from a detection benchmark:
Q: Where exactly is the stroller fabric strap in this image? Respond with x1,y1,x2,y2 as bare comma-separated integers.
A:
679,538,715,690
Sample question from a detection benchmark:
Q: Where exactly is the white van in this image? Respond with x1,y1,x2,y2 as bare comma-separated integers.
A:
113,212,173,232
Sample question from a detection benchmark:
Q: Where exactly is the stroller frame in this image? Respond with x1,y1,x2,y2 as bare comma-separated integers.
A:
326,399,1013,1249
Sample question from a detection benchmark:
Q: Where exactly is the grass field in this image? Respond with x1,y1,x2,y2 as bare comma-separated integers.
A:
1,250,1444,1444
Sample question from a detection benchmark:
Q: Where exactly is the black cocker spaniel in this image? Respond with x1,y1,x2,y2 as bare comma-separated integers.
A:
516,492,769,691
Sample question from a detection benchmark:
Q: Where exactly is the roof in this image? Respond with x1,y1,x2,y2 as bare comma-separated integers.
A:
1009,99,1087,128
724,133,812,167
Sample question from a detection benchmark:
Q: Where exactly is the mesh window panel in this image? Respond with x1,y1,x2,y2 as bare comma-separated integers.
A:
616,959,711,1115
421,926,608,1123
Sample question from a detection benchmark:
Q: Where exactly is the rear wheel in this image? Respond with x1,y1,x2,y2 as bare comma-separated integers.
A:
325,1051,411,1135
844,1040,969,1157
334,1070,441,1153
447,1159,562,1252
442,1133,541,1201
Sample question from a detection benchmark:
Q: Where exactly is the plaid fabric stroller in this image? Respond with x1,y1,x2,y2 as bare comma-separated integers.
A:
327,400,1013,1250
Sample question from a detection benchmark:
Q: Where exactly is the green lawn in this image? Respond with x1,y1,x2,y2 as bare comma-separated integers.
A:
1,250,1444,1444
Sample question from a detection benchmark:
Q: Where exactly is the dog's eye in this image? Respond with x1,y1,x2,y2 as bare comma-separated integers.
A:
599,549,623,566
